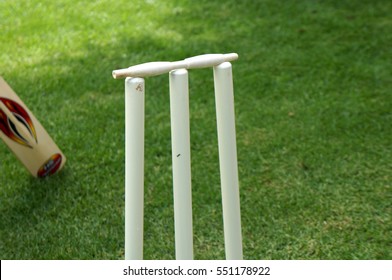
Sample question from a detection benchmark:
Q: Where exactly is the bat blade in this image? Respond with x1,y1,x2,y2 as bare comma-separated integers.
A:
0,77,66,178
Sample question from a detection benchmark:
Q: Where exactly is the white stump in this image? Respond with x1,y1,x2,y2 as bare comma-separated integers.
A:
169,69,194,260
213,62,243,260
125,77,145,260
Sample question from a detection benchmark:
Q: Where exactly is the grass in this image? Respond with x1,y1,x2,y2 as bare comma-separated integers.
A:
0,0,391,259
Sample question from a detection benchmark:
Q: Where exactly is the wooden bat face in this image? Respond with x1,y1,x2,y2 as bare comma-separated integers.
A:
0,77,66,177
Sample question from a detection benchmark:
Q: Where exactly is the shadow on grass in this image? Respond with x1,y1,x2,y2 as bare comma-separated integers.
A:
1,0,391,259
0,4,236,258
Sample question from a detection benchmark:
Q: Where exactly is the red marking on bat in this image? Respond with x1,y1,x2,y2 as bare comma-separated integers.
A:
37,153,63,178
0,98,37,147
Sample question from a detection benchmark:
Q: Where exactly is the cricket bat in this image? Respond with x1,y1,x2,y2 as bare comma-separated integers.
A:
0,76,66,177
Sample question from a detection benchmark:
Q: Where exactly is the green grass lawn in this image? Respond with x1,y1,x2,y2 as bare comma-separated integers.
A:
0,0,391,259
